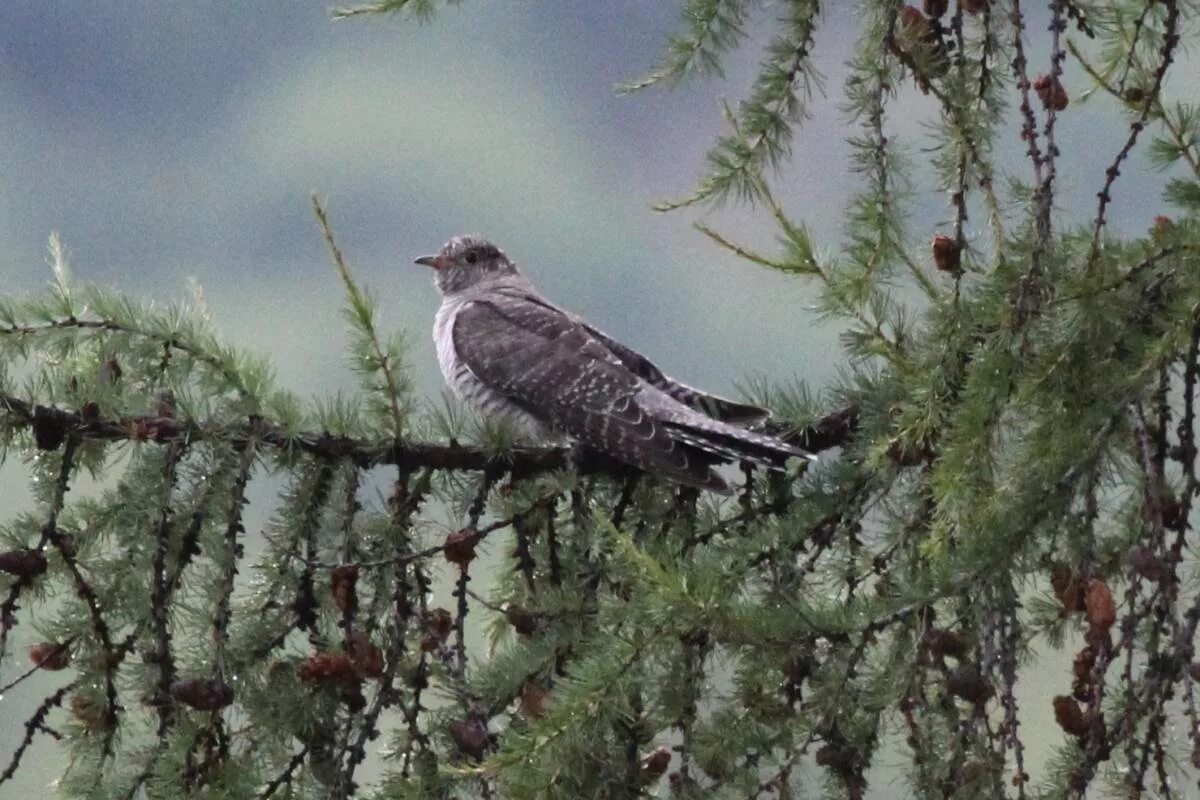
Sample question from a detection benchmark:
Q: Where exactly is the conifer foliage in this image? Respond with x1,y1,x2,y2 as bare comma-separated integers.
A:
3,2,1200,798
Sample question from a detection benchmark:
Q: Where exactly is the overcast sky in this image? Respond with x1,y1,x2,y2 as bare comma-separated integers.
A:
1,1,841,405
2,1,1175,411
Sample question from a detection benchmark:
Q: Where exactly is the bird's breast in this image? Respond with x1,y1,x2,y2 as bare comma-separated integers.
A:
432,300,462,391
432,299,555,442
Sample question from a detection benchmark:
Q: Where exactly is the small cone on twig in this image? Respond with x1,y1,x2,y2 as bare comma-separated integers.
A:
931,235,962,274
1033,74,1069,111
518,681,549,719
1053,695,1088,737
330,564,359,614
347,631,385,679
28,642,70,670
170,678,234,711
1085,579,1116,634
640,746,672,784
449,715,490,761
443,529,480,567
0,549,47,578
297,652,356,685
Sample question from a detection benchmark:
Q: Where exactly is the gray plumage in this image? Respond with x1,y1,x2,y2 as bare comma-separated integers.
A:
416,235,814,493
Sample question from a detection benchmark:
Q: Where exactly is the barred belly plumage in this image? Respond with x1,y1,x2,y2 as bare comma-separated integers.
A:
434,297,554,442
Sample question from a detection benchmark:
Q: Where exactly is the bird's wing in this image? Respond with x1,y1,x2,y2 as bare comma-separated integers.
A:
491,287,770,425
577,325,770,424
452,296,729,492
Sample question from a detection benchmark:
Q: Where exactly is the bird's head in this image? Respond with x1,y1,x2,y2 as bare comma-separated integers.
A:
415,235,518,296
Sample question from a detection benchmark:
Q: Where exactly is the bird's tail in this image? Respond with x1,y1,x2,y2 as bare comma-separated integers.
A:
672,390,771,425
663,418,816,470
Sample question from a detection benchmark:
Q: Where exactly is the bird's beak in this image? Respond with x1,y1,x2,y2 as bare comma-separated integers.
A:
414,254,446,270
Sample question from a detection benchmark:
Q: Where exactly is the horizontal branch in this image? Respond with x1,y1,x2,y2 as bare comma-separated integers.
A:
0,395,856,477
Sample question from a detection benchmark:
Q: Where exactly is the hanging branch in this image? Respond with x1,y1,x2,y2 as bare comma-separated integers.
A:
1086,0,1181,272
1008,0,1045,181
256,745,309,800
0,683,75,786
212,440,258,677
335,466,434,793
149,441,188,737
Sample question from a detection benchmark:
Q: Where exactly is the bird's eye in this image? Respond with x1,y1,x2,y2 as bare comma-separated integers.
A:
464,250,479,265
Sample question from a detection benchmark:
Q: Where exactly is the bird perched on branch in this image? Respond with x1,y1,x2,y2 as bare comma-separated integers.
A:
415,235,814,493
